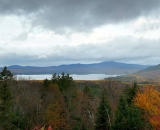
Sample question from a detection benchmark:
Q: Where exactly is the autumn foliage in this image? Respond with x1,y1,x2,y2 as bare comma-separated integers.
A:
134,85,160,129
44,84,70,130
2,67,160,130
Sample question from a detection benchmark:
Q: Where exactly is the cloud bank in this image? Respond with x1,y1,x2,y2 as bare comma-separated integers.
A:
0,0,160,66
1,0,160,33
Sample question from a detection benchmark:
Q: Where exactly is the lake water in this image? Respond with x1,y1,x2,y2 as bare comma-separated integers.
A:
15,74,119,80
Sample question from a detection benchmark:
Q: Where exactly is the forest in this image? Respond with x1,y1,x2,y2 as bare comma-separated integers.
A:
0,66,160,130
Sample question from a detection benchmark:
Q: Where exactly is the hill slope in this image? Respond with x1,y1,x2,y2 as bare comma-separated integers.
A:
134,64,160,80
112,64,160,83
0,61,149,75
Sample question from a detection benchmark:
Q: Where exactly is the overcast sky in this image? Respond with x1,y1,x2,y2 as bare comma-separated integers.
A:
0,0,160,66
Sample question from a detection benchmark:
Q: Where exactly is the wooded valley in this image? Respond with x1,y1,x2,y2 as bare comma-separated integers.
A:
0,67,159,130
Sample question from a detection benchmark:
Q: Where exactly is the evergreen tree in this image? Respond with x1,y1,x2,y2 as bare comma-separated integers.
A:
112,82,144,130
51,73,76,109
127,105,144,130
112,96,129,130
43,78,51,88
95,91,111,130
0,67,17,129
0,66,13,81
51,73,77,129
0,82,13,129
52,72,75,91
124,82,138,105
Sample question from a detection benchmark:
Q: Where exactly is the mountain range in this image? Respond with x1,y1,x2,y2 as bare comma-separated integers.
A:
0,61,150,75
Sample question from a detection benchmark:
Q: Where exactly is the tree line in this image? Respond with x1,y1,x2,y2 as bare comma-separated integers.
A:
0,67,159,130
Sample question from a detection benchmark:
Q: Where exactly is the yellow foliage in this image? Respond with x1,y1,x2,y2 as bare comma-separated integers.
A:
134,85,160,129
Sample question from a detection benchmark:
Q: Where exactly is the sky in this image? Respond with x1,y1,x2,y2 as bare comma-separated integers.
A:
0,0,160,66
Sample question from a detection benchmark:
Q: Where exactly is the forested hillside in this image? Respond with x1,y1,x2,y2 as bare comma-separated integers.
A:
0,67,160,130
113,64,160,83
134,64,160,80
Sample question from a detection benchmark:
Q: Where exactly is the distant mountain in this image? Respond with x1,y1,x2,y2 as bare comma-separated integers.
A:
0,61,149,75
111,64,160,83
133,64,160,80
138,64,160,72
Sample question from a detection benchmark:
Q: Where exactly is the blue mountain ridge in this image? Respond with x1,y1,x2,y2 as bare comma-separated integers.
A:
0,61,150,75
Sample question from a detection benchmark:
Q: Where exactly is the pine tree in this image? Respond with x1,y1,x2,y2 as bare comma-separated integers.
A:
112,96,129,130
0,66,13,81
124,82,138,105
51,73,77,129
0,67,16,129
95,91,111,130
112,82,144,130
0,82,13,129
43,78,51,88
127,105,144,130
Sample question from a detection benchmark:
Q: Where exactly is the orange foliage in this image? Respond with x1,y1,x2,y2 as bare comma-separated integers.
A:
134,85,160,129
45,84,70,130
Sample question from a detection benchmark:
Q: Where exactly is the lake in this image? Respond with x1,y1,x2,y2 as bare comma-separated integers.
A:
15,74,119,80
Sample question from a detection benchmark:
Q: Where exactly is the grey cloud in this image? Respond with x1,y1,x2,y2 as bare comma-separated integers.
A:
136,22,160,32
0,0,160,33
44,37,160,65
1,37,160,66
13,32,28,41
0,53,32,66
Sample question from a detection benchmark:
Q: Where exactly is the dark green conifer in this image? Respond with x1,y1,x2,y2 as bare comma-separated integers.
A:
124,82,138,105
0,82,13,129
95,91,111,130
43,78,51,87
0,67,16,129
51,72,77,129
0,66,13,81
112,82,144,130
